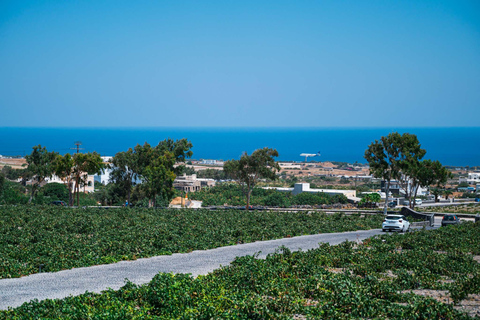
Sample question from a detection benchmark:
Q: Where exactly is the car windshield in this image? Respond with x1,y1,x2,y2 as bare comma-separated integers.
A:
445,215,455,221
386,216,401,220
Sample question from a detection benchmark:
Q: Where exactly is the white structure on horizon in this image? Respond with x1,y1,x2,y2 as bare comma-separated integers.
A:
263,183,358,202
201,159,224,165
94,156,114,185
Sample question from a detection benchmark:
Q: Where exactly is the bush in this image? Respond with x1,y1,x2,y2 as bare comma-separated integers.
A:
0,180,28,205
38,183,69,202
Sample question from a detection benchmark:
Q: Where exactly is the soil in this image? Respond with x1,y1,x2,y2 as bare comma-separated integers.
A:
0,158,27,170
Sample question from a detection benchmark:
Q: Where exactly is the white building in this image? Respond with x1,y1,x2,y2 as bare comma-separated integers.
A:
94,156,114,185
201,159,224,165
467,173,480,185
45,174,95,193
263,183,357,201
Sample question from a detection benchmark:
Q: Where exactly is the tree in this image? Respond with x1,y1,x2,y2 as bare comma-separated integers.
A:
443,189,453,200
359,193,381,208
224,147,281,210
109,149,138,204
365,132,427,211
1,166,22,180
0,173,5,198
54,153,75,206
142,151,176,207
364,133,404,213
133,139,193,207
154,138,193,176
72,152,105,206
416,160,452,203
393,134,426,209
25,145,58,203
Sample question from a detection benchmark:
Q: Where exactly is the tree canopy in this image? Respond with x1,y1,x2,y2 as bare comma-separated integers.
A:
365,132,450,210
224,147,280,210
25,145,58,203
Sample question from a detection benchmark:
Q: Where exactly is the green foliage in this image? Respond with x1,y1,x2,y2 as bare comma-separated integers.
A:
458,182,470,188
0,205,383,279
183,166,196,175
188,184,348,207
196,168,228,180
25,145,58,202
0,174,4,198
132,139,193,207
0,180,28,205
359,193,381,206
37,182,69,202
1,165,23,180
224,147,281,208
1,221,478,319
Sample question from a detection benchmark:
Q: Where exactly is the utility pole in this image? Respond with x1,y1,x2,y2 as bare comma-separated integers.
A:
71,141,84,154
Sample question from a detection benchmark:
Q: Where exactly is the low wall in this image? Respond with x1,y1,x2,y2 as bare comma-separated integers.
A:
400,207,435,227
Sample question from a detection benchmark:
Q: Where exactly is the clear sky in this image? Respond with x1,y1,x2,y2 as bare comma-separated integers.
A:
1,0,479,127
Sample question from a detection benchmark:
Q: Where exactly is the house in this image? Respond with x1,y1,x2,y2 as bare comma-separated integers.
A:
467,173,480,185
381,180,429,197
173,174,216,193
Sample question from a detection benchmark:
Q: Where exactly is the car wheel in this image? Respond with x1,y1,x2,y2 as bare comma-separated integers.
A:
382,229,386,232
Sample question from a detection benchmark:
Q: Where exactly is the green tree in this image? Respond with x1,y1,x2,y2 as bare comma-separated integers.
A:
359,193,381,207
365,132,428,211
109,149,137,204
1,166,22,180
72,152,105,206
364,133,405,213
392,133,426,209
224,147,280,210
142,151,176,207
416,160,452,203
54,153,76,206
25,145,58,203
133,139,193,207
0,173,5,198
443,189,453,200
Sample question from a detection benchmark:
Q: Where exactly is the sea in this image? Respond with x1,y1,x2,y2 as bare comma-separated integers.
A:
0,127,479,167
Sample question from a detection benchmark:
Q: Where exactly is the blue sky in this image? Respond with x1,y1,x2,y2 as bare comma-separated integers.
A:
1,1,479,127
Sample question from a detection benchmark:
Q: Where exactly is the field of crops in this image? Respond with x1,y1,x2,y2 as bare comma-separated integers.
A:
1,221,479,319
0,205,384,279
424,203,480,215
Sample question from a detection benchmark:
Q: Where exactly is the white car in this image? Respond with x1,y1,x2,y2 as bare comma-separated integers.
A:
382,214,410,232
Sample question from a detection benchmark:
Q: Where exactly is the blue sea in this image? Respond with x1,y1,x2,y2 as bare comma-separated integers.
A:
0,127,479,166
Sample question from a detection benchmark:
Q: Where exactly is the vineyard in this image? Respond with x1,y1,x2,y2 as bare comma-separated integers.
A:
0,205,382,279
424,203,480,215
1,221,479,319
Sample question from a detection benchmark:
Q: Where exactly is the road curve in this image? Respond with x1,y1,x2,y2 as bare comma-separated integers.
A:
0,228,383,310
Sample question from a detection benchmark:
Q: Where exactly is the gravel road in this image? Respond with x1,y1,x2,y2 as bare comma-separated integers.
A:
0,228,384,310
